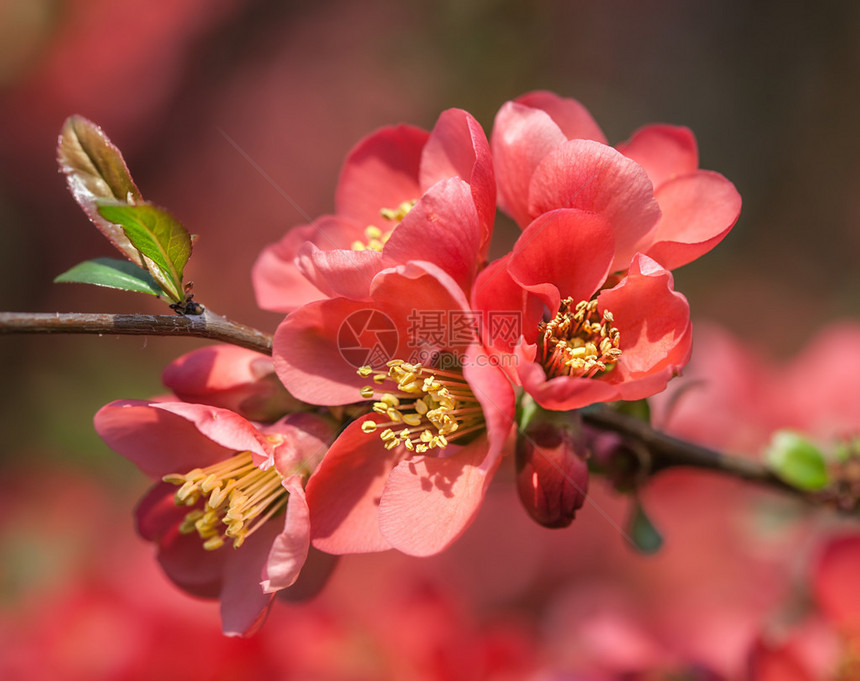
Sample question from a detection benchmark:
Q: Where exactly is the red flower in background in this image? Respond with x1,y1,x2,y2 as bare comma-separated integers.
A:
95,402,335,636
254,108,495,311
492,90,741,272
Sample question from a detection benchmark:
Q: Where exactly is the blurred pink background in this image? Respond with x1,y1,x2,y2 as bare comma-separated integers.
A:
2,1,860,678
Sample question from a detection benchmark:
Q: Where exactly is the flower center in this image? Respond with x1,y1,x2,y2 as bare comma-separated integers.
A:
351,200,416,252
357,359,485,453
163,452,286,551
537,298,621,379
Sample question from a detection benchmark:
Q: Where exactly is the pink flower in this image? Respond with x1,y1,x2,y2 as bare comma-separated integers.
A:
474,208,692,411
492,90,741,271
94,401,336,636
272,262,516,556
254,108,495,311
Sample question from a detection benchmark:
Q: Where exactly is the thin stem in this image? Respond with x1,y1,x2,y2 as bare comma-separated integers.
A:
0,310,273,355
582,406,823,503
0,309,844,507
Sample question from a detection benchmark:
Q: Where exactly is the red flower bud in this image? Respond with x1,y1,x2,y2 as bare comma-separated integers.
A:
515,417,589,528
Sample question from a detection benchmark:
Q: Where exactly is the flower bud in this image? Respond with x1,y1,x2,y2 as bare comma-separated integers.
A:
515,413,589,528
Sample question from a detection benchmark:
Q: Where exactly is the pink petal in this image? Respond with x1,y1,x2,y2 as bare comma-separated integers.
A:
252,223,330,313
640,170,742,270
472,255,544,351
135,482,224,599
507,209,615,314
273,297,378,406
420,108,496,238
616,124,698,189
528,140,661,271
462,344,516,456
162,345,273,397
597,254,692,392
336,124,429,223
270,412,336,477
149,402,274,469
305,417,399,554
517,353,620,411
95,400,234,478
378,437,503,556
218,518,281,636
295,241,383,301
261,475,311,593
492,101,570,227
274,262,473,405
382,177,482,293
515,90,607,144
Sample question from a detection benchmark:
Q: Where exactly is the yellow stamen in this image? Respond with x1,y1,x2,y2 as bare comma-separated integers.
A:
355,359,484,453
163,451,287,551
537,298,622,379
350,200,417,251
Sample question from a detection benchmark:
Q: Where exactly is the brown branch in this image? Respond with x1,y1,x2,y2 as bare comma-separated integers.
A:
0,309,846,508
0,310,273,355
582,406,824,503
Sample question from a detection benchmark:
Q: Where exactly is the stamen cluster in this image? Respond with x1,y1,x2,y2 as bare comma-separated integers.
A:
351,200,416,251
164,452,287,550
357,359,484,453
538,298,622,379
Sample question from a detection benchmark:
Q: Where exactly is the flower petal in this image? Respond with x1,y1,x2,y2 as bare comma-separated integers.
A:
420,108,496,240
274,263,472,406
149,402,274,468
640,170,742,271
616,124,699,189
135,482,224,599
305,417,399,554
597,254,692,399
295,241,383,301
378,437,503,556
528,140,661,271
252,223,330,313
492,101,570,227
95,400,234,478
336,124,429,223
517,350,620,411
218,518,280,636
462,344,516,455
383,177,482,293
261,475,311,593
472,255,544,352
515,90,607,144
507,209,614,314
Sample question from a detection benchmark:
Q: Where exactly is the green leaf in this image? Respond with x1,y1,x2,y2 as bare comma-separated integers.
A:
54,257,162,296
57,116,145,266
97,202,192,303
628,500,663,554
765,430,830,491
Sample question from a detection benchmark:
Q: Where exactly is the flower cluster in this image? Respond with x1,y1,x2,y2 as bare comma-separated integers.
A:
95,91,740,634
